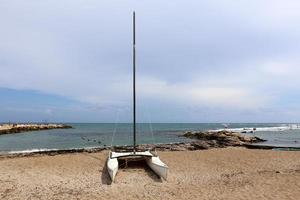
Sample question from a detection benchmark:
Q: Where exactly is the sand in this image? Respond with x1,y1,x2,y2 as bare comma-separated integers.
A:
0,148,300,200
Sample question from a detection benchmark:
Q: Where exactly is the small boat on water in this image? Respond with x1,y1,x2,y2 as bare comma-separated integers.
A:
107,12,168,182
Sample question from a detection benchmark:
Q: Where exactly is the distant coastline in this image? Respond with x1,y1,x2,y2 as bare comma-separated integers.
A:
0,123,72,135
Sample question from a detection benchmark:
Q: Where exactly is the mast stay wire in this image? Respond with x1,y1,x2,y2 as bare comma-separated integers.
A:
110,108,120,148
145,104,157,153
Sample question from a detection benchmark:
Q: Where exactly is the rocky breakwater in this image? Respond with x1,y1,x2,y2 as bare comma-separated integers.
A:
180,130,266,150
0,123,72,135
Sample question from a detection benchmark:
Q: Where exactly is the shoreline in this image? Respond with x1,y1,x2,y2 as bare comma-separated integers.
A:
1,142,299,159
1,129,299,159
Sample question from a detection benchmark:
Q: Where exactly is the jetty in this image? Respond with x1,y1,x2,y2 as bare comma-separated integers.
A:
0,123,72,135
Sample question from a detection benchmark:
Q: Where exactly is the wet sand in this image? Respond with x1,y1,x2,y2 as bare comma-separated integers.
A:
0,147,300,200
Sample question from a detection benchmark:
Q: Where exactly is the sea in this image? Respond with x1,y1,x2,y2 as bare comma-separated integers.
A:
0,123,300,154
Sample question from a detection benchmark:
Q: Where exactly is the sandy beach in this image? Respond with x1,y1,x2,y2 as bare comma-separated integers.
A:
0,148,299,200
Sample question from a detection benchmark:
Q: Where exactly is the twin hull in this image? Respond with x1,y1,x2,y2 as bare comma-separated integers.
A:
107,151,168,182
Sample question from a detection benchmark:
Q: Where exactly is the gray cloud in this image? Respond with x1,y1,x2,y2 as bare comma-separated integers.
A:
1,0,300,122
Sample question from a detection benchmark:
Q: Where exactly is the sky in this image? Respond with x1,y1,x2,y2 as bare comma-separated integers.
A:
1,0,300,123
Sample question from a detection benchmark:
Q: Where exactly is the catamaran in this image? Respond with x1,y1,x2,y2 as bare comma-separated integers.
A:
107,12,168,182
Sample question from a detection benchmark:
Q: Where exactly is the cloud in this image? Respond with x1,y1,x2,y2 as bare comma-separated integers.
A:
0,0,300,122
138,76,267,109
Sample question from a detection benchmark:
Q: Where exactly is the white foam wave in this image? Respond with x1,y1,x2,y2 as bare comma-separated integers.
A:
8,148,59,154
5,146,102,155
210,124,300,133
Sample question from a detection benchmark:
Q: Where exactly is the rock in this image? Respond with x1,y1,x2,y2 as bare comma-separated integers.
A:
182,130,266,148
190,141,210,150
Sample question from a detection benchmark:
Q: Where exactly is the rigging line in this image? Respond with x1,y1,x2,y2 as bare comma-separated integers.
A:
110,108,120,147
145,105,156,151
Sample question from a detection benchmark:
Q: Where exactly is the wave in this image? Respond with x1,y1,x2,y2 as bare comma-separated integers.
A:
7,148,60,154
4,146,103,155
210,124,300,133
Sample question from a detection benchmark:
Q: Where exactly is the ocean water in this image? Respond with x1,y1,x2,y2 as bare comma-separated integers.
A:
0,123,299,153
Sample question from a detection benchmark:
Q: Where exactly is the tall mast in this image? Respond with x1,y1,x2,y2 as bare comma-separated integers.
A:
133,11,136,153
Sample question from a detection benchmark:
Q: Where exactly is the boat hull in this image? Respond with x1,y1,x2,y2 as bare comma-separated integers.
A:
107,154,118,182
107,151,168,182
146,156,168,180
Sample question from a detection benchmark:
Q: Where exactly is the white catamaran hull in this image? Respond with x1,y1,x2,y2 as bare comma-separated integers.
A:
107,154,119,182
107,151,168,182
146,156,168,180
